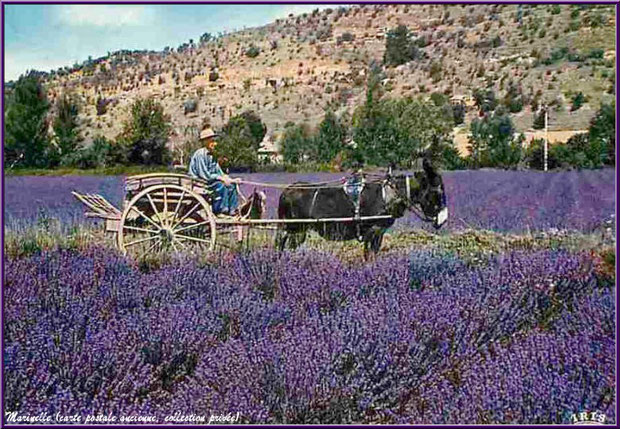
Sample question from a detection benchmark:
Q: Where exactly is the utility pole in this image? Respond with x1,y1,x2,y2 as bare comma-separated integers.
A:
544,104,548,172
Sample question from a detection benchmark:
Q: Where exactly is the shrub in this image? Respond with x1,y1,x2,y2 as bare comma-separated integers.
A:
245,45,260,58
452,103,466,126
340,32,355,42
184,99,198,115
533,109,546,130
96,96,109,116
208,70,219,82
570,92,585,112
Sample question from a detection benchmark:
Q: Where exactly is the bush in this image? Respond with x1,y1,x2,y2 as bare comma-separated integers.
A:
96,96,109,116
184,99,198,115
209,70,219,82
63,136,128,169
340,32,355,42
245,45,261,58
532,109,546,130
570,92,585,112
440,144,467,170
452,103,466,126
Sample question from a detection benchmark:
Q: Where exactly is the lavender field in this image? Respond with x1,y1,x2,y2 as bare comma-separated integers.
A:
3,247,615,424
3,169,616,233
3,169,616,424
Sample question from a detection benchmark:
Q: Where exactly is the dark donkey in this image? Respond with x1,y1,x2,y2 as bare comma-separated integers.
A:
276,158,448,258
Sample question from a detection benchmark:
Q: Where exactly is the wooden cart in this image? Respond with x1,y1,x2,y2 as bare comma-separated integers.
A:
73,173,217,258
73,173,394,259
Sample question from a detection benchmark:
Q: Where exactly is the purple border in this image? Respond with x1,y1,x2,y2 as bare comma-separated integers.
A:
1,1,618,428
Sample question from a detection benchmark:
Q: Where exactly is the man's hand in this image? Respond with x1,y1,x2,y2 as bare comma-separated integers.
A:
220,175,241,185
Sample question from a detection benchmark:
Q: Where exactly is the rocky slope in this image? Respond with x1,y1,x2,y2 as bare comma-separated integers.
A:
36,4,615,154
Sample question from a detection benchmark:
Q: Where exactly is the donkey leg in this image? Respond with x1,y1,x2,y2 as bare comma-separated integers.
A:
370,230,385,254
275,228,288,252
363,228,385,261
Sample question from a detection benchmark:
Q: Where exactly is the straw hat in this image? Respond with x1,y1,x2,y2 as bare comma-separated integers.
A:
199,127,218,140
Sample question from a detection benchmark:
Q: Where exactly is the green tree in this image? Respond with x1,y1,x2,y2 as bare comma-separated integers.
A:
502,81,524,113
468,108,523,168
118,98,171,165
216,110,267,170
52,93,80,164
63,136,127,169
280,122,313,164
314,110,348,163
473,88,497,114
199,32,212,44
570,92,585,111
589,100,615,165
383,25,420,67
352,97,453,167
4,72,51,168
532,108,546,130
245,45,260,58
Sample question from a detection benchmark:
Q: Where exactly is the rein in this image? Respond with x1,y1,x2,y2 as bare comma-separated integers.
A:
384,174,435,222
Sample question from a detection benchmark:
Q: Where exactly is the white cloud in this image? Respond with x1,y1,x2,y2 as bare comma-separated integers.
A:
55,5,154,27
4,52,70,81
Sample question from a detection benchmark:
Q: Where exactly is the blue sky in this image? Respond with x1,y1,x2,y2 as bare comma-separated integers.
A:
4,3,339,82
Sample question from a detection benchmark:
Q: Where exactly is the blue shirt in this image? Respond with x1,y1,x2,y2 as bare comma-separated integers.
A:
188,148,224,182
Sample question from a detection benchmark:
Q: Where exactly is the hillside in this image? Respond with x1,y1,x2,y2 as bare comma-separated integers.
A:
32,4,616,156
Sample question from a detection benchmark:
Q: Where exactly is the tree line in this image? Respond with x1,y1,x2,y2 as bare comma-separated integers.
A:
4,56,615,173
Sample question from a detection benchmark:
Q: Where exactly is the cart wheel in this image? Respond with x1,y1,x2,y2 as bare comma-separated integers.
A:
118,184,216,258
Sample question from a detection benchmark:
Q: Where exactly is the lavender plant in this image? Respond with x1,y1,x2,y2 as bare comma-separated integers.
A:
4,247,614,424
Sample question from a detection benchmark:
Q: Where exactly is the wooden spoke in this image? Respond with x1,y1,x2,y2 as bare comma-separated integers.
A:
170,189,187,228
125,234,160,247
143,238,163,256
170,202,201,230
173,219,212,234
129,206,162,231
172,237,186,249
123,225,159,234
146,193,162,224
163,188,169,227
119,184,215,258
175,234,212,244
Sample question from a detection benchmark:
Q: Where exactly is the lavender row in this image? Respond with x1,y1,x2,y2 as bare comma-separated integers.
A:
4,247,614,424
4,169,615,233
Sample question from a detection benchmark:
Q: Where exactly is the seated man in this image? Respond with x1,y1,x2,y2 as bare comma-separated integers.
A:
189,127,241,216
